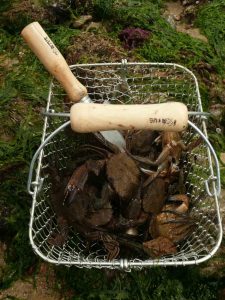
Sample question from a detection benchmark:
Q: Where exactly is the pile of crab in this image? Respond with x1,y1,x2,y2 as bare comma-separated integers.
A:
47,130,201,260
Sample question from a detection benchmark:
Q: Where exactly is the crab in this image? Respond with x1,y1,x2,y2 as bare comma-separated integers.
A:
63,157,105,206
125,130,158,156
129,131,201,186
143,236,177,258
47,143,141,248
149,194,195,244
64,144,140,205
142,177,167,214
46,128,198,259
46,164,114,246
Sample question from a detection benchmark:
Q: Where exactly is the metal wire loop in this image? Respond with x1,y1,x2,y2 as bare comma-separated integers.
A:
27,120,71,194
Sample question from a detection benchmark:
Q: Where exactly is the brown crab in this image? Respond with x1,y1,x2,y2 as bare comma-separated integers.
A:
66,144,141,202
106,152,140,200
142,178,167,214
130,131,201,186
46,164,114,246
143,236,177,258
125,130,159,156
121,178,143,220
63,158,105,206
85,183,114,227
149,194,194,244
47,142,141,247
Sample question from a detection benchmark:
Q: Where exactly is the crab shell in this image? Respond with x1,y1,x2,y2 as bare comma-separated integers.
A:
143,236,177,258
149,196,193,244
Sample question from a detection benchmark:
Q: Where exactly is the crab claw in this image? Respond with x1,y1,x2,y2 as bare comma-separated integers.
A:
64,159,106,206
63,164,89,206
64,186,83,206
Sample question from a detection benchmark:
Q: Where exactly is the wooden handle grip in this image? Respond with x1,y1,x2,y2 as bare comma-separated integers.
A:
70,102,188,132
21,22,87,102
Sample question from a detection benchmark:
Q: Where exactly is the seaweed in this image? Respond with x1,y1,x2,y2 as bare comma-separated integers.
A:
119,28,150,49
196,0,225,63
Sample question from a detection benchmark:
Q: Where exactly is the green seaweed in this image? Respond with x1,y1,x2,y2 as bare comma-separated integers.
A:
196,0,225,63
53,266,219,300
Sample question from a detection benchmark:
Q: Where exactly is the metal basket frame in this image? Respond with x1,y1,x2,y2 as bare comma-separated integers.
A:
28,62,222,270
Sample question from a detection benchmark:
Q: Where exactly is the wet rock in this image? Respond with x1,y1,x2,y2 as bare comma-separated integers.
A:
176,24,208,42
209,104,225,119
174,14,181,21
72,15,92,28
182,5,198,22
85,22,106,33
210,88,225,104
182,0,197,6
165,15,176,29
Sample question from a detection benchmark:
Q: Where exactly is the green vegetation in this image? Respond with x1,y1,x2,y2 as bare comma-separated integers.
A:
93,0,224,76
0,0,225,298
196,0,225,62
54,265,221,300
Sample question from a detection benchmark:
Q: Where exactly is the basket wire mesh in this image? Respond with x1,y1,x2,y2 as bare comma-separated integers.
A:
28,62,222,269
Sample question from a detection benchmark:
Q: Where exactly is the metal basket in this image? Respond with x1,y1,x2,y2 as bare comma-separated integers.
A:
28,62,222,270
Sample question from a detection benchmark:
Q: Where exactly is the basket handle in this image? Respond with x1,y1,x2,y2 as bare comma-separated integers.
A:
21,22,87,102
27,121,70,195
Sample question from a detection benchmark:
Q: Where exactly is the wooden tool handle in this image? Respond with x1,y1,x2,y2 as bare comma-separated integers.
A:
70,102,188,132
21,22,87,102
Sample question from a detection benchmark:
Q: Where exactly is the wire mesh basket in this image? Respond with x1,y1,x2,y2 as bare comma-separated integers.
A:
28,62,222,270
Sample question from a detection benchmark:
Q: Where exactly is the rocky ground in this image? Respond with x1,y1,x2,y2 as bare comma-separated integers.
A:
163,1,208,42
